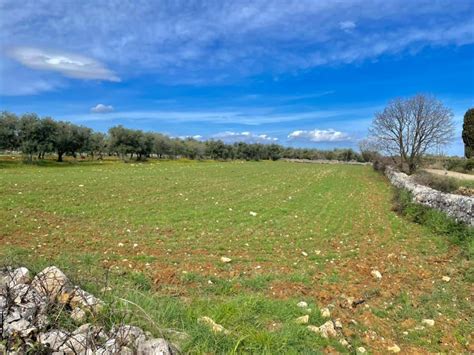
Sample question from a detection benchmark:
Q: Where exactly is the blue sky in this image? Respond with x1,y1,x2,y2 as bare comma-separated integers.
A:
0,1,473,155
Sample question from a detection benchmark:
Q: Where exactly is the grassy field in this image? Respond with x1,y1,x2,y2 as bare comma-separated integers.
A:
0,159,472,353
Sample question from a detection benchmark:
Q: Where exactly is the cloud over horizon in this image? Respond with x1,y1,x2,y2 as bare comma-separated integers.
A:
288,129,350,142
212,131,278,144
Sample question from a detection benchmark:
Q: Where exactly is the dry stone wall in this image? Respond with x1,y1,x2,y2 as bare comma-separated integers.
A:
385,167,474,226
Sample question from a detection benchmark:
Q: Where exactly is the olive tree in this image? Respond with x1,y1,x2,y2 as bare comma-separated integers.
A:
369,94,454,174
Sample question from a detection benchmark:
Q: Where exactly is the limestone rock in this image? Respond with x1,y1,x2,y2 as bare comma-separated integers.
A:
388,344,401,353
220,256,232,263
295,315,309,324
68,287,103,313
320,307,330,318
371,270,382,280
39,330,69,351
297,301,308,308
137,338,177,355
58,334,88,354
307,320,337,339
71,307,87,322
422,319,435,327
32,266,70,301
114,325,147,347
7,267,31,287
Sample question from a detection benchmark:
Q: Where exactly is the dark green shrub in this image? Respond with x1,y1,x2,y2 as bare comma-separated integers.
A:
465,159,474,171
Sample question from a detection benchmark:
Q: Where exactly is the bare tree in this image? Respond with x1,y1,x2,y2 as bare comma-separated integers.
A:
369,94,454,174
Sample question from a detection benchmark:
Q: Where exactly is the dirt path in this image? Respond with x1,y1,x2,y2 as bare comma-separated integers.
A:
424,168,474,180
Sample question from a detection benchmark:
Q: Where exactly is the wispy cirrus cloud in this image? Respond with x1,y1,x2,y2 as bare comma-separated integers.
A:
288,129,350,142
7,47,120,82
1,0,473,86
63,105,378,126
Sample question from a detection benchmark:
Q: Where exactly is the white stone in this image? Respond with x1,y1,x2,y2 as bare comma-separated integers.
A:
320,307,330,318
301,251,308,257
58,334,88,354
442,276,451,282
297,301,308,308
422,319,435,327
356,346,367,354
114,325,147,347
249,211,257,216
68,286,103,312
307,321,337,338
295,315,309,324
371,270,382,280
7,267,31,287
71,307,86,322
388,344,401,353
137,338,174,355
32,266,70,301
39,330,69,351
339,339,350,347
220,256,232,263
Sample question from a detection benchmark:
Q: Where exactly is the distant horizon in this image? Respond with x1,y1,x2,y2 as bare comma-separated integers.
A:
1,1,473,156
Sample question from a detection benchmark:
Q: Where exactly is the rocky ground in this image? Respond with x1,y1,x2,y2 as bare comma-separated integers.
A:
0,266,178,354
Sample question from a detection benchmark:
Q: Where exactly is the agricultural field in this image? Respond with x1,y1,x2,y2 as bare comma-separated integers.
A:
0,159,472,353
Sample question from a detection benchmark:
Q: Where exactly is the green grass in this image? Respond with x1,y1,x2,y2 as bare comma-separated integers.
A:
1,159,472,353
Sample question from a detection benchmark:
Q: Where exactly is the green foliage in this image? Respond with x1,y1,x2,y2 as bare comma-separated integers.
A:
0,110,365,163
392,188,473,258
462,108,474,158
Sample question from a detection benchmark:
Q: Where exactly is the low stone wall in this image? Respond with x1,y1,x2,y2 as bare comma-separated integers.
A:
385,167,474,226
284,158,371,165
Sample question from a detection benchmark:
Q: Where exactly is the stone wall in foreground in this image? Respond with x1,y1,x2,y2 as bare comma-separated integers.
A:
385,167,473,226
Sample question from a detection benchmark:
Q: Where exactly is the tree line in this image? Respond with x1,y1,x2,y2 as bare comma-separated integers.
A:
0,111,366,162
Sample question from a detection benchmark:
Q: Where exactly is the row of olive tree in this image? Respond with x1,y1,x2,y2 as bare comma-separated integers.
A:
0,112,365,162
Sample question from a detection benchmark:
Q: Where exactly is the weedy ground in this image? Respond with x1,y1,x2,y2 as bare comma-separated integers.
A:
0,158,472,353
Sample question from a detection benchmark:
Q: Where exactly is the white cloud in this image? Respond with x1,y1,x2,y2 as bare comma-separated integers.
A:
288,129,350,142
339,21,356,32
61,105,379,126
212,131,278,144
1,1,472,83
91,104,114,113
8,47,120,82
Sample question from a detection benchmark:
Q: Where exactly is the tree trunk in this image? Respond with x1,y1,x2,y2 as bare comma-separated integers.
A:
57,152,64,162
